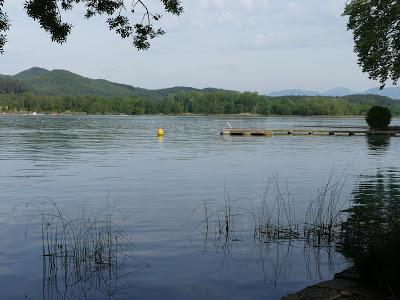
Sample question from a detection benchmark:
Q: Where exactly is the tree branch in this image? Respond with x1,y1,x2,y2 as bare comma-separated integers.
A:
1,0,183,54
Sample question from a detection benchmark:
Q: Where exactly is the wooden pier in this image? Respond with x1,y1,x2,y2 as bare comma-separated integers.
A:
220,128,400,137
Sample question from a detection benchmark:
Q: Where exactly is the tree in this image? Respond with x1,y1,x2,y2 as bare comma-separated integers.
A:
0,0,8,53
0,0,183,54
366,105,392,130
343,0,400,89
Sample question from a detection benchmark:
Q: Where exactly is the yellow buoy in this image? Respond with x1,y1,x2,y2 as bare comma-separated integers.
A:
157,128,164,137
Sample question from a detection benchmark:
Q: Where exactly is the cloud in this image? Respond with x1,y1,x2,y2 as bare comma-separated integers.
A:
239,0,254,10
202,0,225,9
218,11,234,23
287,2,302,16
255,33,267,46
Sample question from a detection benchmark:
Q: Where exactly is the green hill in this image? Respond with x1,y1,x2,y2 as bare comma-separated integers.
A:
0,67,227,100
12,67,149,98
14,67,49,79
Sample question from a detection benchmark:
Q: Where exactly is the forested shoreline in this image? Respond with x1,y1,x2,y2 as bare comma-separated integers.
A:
1,68,400,116
1,91,399,116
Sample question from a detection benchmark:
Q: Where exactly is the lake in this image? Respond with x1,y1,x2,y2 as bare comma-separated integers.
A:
0,115,399,300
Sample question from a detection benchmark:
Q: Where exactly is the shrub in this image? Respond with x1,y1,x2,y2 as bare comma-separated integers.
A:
366,106,392,130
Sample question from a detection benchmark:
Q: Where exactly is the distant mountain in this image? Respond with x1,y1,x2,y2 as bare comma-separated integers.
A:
0,67,227,100
267,87,357,97
3,67,400,101
267,86,400,99
11,67,152,98
363,87,400,100
15,67,49,79
267,89,320,97
324,87,356,97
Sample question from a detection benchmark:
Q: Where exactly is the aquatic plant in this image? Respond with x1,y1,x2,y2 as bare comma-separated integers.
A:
196,192,247,254
252,176,300,244
196,171,351,251
303,170,350,249
193,169,399,290
24,198,149,300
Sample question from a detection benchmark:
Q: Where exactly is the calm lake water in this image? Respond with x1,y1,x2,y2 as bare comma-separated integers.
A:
0,115,399,300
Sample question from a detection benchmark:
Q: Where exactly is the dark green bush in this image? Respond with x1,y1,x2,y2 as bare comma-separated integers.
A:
366,106,392,130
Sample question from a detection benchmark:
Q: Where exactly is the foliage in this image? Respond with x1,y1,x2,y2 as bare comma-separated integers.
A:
0,0,183,53
0,76,27,94
1,91,399,116
344,0,400,88
0,0,9,54
366,106,392,130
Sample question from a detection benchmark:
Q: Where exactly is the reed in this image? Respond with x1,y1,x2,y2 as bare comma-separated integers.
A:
193,189,249,254
24,198,149,299
303,169,350,248
197,172,350,249
252,176,300,244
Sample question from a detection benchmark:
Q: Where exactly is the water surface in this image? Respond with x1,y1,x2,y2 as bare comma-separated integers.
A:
0,115,399,300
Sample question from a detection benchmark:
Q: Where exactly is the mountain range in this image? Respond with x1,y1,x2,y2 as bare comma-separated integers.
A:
267,87,400,99
0,67,225,100
1,67,400,100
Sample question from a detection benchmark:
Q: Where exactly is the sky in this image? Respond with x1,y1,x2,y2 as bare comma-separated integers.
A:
0,0,381,93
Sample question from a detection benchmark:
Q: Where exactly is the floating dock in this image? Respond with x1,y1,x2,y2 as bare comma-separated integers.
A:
220,128,400,137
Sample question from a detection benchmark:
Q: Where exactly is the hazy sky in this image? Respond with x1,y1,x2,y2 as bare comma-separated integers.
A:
1,0,380,92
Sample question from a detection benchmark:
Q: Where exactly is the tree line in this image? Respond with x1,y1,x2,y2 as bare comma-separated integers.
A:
0,91,399,116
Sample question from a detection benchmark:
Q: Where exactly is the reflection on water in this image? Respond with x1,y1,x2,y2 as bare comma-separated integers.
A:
194,169,400,297
366,135,391,153
193,174,350,292
338,169,400,297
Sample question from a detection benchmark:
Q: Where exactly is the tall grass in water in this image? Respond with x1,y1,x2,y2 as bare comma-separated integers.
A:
196,191,246,254
193,169,356,286
304,170,351,249
252,176,300,244
197,171,351,250
24,198,149,300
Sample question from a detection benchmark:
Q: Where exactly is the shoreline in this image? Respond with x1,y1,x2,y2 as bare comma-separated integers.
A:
1,111,400,119
282,267,387,300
